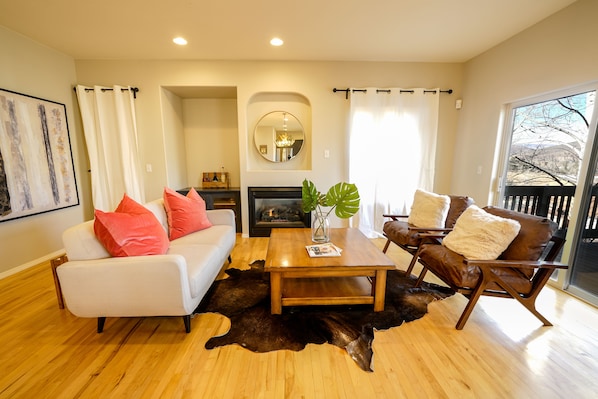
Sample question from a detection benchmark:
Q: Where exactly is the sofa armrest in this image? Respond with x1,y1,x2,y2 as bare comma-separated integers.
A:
56,255,197,317
206,209,235,228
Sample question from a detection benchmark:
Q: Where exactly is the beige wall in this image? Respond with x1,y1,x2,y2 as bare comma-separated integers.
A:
74,60,463,235
454,0,598,206
0,26,91,276
159,88,186,189
182,98,240,188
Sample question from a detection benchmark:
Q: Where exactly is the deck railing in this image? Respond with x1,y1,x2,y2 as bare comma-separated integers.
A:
502,185,598,239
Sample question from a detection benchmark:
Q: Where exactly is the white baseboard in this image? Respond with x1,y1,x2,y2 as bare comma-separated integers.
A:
0,249,66,280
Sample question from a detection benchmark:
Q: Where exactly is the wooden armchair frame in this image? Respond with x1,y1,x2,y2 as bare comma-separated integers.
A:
382,215,451,274
414,234,567,330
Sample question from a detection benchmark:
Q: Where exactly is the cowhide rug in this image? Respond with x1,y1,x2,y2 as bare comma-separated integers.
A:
194,260,454,372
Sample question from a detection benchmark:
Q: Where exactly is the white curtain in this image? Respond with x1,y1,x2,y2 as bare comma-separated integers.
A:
75,85,144,211
348,88,440,237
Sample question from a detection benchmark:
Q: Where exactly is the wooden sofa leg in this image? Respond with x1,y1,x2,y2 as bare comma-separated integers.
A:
183,315,191,333
97,317,106,333
382,239,391,253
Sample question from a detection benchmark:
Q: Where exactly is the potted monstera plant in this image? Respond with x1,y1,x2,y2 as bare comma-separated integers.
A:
301,179,360,242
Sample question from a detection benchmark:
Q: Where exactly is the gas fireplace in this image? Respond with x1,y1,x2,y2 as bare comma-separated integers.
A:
248,187,311,237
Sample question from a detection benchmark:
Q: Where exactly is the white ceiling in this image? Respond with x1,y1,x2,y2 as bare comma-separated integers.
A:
0,0,577,63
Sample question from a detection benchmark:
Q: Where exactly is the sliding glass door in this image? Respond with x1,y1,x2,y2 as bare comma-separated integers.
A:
568,137,598,302
498,85,598,305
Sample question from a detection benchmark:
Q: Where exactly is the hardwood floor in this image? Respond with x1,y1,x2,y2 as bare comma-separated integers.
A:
1,235,598,398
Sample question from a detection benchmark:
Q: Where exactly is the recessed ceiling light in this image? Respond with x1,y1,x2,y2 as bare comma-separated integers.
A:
270,37,284,46
173,37,188,45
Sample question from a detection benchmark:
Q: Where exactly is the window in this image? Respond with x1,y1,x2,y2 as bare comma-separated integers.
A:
499,84,598,305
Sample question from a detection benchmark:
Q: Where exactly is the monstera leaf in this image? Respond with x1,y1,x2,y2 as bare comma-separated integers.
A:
301,179,324,213
302,179,360,218
325,182,360,218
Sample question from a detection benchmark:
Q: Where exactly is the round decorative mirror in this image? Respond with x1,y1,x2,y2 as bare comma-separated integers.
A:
254,111,304,162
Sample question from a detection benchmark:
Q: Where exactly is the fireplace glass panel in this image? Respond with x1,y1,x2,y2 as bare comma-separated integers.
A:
255,198,306,226
248,187,311,236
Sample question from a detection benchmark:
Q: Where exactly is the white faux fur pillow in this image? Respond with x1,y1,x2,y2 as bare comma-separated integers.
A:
442,205,521,260
407,189,450,228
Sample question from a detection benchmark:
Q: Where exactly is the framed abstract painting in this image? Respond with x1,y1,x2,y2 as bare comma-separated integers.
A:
0,88,79,222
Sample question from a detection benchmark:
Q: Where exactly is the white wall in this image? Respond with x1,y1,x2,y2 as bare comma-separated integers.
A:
0,26,89,275
74,60,463,235
453,0,598,206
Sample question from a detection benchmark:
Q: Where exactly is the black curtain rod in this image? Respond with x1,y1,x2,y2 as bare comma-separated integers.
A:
73,86,140,99
333,87,452,99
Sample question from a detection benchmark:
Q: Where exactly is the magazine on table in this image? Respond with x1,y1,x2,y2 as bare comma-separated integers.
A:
305,243,343,257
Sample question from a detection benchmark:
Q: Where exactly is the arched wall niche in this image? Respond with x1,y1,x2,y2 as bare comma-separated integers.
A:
247,92,312,171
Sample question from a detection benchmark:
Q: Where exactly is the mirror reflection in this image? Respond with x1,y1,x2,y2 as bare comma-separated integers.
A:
254,111,304,162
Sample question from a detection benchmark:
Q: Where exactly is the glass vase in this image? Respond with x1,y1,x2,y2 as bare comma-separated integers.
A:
311,214,330,243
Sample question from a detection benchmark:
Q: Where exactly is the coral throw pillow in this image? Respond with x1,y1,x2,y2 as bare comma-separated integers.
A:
442,205,521,260
407,189,451,228
94,194,169,257
163,187,212,240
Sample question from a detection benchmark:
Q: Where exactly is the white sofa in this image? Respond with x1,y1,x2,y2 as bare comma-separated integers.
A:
57,198,236,333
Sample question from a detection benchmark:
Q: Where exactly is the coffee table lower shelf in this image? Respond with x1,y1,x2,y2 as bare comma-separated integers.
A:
270,274,385,314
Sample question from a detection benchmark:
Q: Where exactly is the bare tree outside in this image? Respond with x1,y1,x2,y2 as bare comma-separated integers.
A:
503,89,598,299
507,91,595,186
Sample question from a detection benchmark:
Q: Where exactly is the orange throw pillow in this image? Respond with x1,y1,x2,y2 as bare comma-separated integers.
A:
94,194,170,257
163,187,212,240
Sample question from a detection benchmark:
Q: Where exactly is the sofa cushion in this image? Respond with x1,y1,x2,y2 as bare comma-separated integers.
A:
166,243,223,298
171,224,236,253
483,206,558,261
442,205,521,260
94,194,170,257
164,187,213,240
407,189,450,228
143,199,169,232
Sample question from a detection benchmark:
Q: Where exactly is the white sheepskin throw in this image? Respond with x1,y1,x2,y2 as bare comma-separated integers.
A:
442,205,521,260
407,189,450,228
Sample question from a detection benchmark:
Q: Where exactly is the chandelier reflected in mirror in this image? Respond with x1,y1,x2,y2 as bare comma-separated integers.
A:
275,133,295,148
275,113,295,148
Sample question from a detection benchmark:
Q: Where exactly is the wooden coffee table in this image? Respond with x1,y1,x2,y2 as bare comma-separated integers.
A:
264,228,396,314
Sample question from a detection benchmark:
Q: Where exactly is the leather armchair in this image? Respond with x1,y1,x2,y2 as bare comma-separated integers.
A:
414,206,567,330
382,195,474,274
